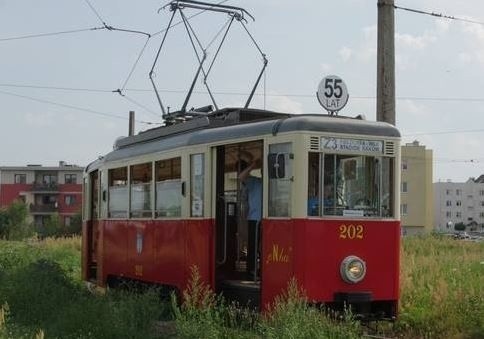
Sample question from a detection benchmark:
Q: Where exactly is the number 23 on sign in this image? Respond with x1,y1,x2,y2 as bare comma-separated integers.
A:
339,224,364,239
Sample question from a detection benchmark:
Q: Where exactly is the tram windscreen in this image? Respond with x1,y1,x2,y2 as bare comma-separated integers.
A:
308,153,394,218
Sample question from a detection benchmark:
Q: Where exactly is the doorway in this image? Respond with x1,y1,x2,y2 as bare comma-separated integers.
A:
214,140,263,308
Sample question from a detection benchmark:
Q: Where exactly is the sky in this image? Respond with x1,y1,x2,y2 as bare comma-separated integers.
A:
1,0,484,182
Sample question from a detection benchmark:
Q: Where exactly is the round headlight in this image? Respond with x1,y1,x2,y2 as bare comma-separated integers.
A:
340,255,366,283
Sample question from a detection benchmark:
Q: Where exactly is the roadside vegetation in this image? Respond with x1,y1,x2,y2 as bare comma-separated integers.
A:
0,232,482,338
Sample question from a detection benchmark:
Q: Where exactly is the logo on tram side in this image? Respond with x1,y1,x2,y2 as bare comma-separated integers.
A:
266,244,291,264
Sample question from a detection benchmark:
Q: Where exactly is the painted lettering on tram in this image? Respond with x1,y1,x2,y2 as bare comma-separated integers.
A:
266,244,291,264
339,224,364,240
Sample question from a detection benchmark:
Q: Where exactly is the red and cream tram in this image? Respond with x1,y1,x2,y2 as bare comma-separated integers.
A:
82,107,400,319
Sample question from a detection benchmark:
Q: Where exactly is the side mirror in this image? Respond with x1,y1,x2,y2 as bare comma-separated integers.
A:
268,153,285,179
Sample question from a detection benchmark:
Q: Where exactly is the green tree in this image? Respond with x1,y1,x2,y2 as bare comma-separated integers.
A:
43,213,62,238
65,212,82,236
0,201,33,240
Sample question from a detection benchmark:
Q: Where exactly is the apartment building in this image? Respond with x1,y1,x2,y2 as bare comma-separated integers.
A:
0,161,84,227
401,141,433,235
434,176,484,232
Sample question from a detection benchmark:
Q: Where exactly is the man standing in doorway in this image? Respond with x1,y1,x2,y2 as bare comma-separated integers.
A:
238,155,262,279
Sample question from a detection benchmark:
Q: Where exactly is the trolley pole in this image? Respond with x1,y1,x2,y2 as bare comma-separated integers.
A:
376,0,396,125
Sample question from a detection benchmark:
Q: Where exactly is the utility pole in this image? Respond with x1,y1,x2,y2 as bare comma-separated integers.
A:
129,111,135,136
376,0,396,125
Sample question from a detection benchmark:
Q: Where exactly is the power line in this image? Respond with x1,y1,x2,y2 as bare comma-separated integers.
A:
0,89,160,125
394,4,484,26
0,27,105,42
83,0,107,26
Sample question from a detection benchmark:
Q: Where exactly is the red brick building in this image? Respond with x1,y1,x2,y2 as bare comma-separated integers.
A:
0,162,83,227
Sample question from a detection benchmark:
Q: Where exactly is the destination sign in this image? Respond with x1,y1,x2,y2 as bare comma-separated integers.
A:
321,137,383,154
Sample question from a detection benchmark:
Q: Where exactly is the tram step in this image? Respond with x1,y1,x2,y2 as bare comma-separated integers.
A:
218,280,260,310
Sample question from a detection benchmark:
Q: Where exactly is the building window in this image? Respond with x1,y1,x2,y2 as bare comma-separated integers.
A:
480,212,484,218
401,204,408,216
456,189,461,196
401,182,408,193
480,201,484,207
480,190,484,196
65,195,76,206
445,189,451,195
468,206,474,211
14,174,27,184
402,161,408,170
456,212,462,218
446,211,452,218
65,174,77,184
43,174,57,185
446,200,452,207
64,216,71,226
456,200,462,206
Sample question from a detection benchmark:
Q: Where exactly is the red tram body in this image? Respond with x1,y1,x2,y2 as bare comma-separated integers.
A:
82,108,401,319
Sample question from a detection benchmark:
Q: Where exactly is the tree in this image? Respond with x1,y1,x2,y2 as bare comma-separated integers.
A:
65,212,82,236
43,213,62,238
0,201,33,240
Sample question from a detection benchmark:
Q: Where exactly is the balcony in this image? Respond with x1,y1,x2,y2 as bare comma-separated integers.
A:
31,183,59,193
29,203,58,214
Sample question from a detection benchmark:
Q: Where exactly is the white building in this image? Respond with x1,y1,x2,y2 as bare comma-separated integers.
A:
434,176,484,232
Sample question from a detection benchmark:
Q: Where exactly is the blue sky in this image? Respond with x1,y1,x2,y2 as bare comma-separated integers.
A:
1,0,484,182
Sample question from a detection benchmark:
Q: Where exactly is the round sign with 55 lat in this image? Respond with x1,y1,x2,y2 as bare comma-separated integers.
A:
317,75,349,113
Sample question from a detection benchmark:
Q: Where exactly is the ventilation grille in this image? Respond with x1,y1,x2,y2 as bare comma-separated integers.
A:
309,136,320,151
384,141,395,156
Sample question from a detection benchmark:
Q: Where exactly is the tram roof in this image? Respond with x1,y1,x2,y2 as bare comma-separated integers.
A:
87,108,400,171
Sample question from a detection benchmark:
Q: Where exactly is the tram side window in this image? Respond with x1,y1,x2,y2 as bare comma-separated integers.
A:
108,167,128,218
316,154,394,217
190,154,204,217
155,157,181,217
268,143,293,217
130,163,152,218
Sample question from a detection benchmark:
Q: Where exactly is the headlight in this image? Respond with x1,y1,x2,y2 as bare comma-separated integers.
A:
340,255,366,283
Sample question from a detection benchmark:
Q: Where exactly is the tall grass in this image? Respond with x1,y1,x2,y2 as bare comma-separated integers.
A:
396,235,484,338
172,267,361,339
0,238,167,338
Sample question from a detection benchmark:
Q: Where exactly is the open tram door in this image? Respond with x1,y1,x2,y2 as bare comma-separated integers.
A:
214,140,263,309
82,169,100,284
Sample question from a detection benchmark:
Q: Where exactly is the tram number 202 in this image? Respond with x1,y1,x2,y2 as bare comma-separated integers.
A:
339,224,364,240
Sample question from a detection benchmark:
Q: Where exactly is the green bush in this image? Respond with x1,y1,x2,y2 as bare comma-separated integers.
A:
0,202,33,241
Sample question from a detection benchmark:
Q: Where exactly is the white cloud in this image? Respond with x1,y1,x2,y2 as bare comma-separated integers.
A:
267,93,304,114
396,32,436,50
338,47,353,62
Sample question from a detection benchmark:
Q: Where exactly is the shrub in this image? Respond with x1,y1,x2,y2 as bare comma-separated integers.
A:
0,202,33,241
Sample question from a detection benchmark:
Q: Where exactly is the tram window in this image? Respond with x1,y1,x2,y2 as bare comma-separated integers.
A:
130,163,152,218
317,154,394,218
108,167,128,218
155,157,181,217
190,154,204,217
268,143,292,217
307,153,320,216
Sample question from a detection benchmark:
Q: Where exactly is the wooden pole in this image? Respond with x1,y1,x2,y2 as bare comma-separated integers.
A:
376,0,396,125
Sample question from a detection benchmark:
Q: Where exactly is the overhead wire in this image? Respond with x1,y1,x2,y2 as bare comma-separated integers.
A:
0,27,105,42
0,89,160,125
394,4,484,26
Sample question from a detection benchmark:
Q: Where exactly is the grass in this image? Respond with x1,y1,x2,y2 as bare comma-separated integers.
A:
0,235,483,338
395,235,484,338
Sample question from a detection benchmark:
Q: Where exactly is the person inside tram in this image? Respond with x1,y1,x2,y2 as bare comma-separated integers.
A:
238,153,262,278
